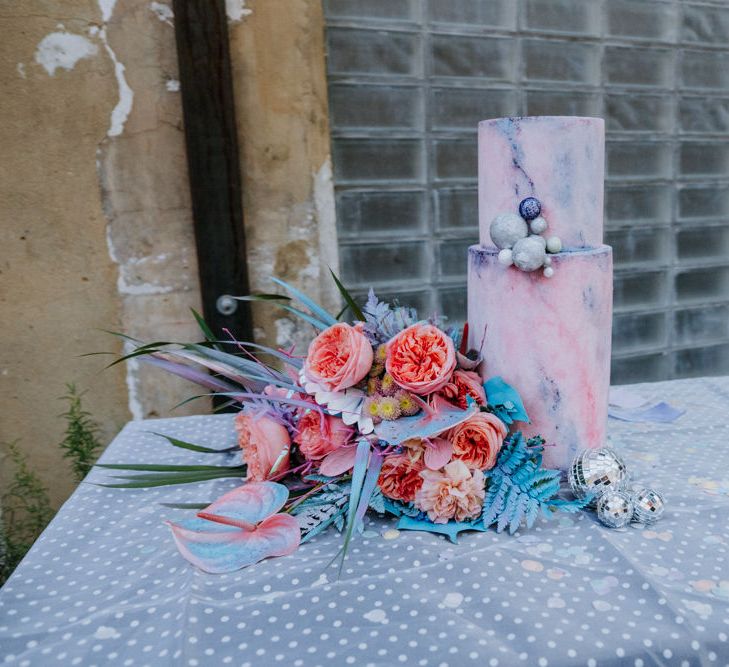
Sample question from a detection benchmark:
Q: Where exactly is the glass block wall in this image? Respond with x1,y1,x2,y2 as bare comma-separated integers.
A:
323,0,729,384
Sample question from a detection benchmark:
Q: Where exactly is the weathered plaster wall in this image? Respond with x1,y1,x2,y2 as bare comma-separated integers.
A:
227,0,340,353
0,0,203,509
1,0,336,509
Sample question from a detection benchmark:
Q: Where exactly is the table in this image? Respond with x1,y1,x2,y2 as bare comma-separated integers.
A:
2,376,729,666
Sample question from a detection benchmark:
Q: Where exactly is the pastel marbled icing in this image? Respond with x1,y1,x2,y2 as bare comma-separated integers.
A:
479,116,605,249
468,245,613,470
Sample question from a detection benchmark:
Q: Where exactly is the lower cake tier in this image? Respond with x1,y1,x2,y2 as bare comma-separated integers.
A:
467,244,613,470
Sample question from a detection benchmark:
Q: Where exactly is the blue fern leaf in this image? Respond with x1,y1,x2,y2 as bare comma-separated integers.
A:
482,431,588,534
482,480,508,527
509,493,529,535
548,495,593,513
525,498,540,528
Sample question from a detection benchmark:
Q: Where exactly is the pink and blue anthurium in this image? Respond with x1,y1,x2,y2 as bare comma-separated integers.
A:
166,482,300,573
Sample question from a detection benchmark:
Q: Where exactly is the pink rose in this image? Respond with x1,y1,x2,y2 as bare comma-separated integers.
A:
304,323,373,392
448,412,507,471
378,452,425,503
414,460,485,524
439,370,487,409
235,411,291,481
295,409,353,461
385,323,456,395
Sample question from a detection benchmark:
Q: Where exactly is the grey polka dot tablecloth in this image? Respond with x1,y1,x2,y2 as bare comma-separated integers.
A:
3,376,729,667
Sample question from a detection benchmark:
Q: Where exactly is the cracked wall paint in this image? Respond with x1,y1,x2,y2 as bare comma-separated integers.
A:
150,1,174,25
34,31,98,75
95,0,204,421
228,0,339,357
226,0,252,22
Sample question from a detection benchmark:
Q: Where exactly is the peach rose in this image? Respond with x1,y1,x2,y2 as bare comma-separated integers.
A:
304,323,373,392
414,460,485,524
448,412,507,471
378,452,425,503
385,323,456,395
235,411,291,481
295,409,353,461
440,370,487,409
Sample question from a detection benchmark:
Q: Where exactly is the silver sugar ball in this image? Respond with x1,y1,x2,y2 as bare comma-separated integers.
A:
519,197,542,220
512,236,547,272
530,216,548,234
569,448,629,507
597,490,634,529
543,266,554,278
490,213,528,250
631,487,665,524
543,256,552,266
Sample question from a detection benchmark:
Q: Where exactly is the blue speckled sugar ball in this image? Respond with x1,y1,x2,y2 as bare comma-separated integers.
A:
518,197,541,220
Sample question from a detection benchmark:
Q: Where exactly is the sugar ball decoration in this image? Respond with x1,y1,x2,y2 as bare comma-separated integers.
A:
490,213,528,250
568,448,628,507
543,266,554,278
512,236,547,272
518,197,542,221
596,491,634,529
530,216,548,234
631,487,665,524
546,236,562,253
498,248,513,266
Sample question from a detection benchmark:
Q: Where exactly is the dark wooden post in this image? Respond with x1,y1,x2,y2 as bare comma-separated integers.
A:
172,0,253,343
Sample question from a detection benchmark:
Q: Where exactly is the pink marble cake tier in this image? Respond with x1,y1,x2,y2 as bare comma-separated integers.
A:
479,116,604,249
469,115,612,470
468,245,613,470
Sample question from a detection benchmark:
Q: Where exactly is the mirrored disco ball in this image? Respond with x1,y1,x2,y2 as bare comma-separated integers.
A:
596,490,634,529
631,487,666,524
568,448,628,506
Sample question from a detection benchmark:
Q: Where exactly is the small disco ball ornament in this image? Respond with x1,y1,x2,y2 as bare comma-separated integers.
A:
519,196,542,220
631,487,666,524
569,448,628,506
596,490,634,529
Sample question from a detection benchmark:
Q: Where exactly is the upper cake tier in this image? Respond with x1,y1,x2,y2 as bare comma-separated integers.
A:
478,116,605,249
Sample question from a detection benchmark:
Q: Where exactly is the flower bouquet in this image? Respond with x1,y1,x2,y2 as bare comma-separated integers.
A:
98,275,588,574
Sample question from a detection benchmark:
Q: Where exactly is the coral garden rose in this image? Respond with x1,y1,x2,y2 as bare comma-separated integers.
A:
235,410,291,481
440,369,487,410
295,409,352,461
448,412,507,471
385,323,456,395
378,452,425,503
414,460,485,524
304,323,373,392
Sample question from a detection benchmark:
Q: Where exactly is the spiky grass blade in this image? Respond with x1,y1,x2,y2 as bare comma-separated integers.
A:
150,432,239,454
329,268,365,322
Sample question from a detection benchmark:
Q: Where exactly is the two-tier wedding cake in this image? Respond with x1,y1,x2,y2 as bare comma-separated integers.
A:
467,116,613,470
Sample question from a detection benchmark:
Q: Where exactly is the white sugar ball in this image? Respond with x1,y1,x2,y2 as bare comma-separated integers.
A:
543,266,554,278
490,213,528,250
498,248,514,266
546,236,563,253
543,256,552,266
530,216,548,234
512,236,547,272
